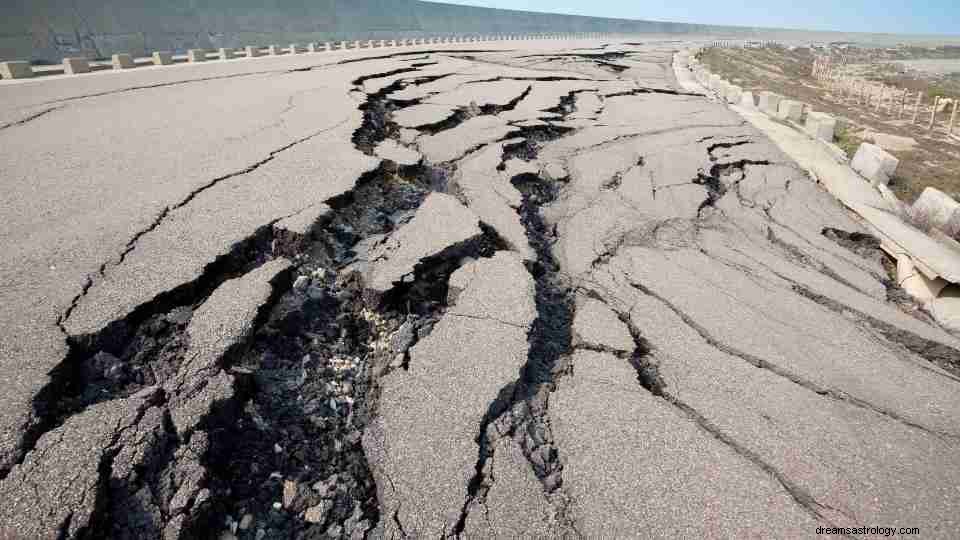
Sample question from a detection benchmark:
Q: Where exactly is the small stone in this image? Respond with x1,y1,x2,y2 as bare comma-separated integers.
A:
283,480,298,508
304,500,332,523
543,471,561,491
390,319,417,354
293,275,310,292
239,514,254,530
166,307,192,325
272,501,282,510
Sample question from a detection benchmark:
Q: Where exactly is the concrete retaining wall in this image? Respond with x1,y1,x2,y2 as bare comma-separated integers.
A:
3,0,951,63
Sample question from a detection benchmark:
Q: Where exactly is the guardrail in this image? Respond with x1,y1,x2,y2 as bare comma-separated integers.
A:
0,32,615,80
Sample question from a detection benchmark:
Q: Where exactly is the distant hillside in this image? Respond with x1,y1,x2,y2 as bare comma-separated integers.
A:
1,0,958,62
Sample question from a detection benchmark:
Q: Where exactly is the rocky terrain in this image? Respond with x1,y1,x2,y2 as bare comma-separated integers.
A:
1,38,960,539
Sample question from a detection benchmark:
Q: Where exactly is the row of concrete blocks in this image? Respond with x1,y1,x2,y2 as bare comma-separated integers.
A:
692,65,839,143
691,56,903,188
0,33,610,79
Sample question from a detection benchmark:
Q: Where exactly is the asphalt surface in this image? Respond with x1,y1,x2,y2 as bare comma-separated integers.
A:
1,38,960,539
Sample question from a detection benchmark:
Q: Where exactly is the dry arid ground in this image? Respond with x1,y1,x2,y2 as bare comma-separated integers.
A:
699,45,960,204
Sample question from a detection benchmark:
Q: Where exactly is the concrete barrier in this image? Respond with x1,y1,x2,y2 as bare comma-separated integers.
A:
152,51,173,65
912,187,960,232
306,42,319,53
187,49,207,63
758,91,782,115
804,111,836,142
63,57,91,74
379,40,386,47
111,53,135,70
353,40,361,49
897,256,948,304
725,85,743,104
709,74,721,90
245,46,261,58
288,44,300,54
777,100,805,122
931,286,960,333
340,41,349,50
267,45,282,55
0,61,33,79
218,48,235,60
851,142,899,186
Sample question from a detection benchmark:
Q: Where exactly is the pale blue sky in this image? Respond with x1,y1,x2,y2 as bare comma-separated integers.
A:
434,0,959,35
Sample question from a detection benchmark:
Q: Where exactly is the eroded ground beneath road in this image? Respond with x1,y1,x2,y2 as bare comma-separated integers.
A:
3,42,960,540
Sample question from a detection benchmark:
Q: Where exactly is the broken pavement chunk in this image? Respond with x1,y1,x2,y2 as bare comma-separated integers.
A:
167,258,292,435
363,192,481,299
363,251,536,537
572,296,635,353
0,386,164,539
373,139,422,165
462,438,559,537
418,115,515,163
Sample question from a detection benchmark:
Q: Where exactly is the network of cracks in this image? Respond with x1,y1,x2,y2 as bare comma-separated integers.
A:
3,46,958,540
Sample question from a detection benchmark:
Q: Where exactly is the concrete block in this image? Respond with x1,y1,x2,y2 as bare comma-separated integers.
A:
0,61,34,79
353,41,361,49
725,85,743,104
804,111,836,142
851,142,899,186
931,286,960,333
340,41,349,50
244,46,261,58
740,91,756,108
288,44,300,54
777,100,805,122
63,57,91,74
267,45,282,55
152,51,173,65
897,256,948,304
366,40,375,48
306,42,319,53
218,48,235,61
187,49,207,63
390,40,397,47
111,53,135,70
379,40,386,47
758,91,782,115
912,187,960,231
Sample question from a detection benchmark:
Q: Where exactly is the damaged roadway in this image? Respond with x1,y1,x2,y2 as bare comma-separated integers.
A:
1,37,960,539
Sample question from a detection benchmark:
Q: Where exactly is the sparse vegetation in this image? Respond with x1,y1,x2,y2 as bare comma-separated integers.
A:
699,46,960,205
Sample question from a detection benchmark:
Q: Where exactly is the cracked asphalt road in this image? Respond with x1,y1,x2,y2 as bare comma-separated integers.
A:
2,38,960,539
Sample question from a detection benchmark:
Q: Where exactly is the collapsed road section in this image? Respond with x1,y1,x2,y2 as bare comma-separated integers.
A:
1,41,960,540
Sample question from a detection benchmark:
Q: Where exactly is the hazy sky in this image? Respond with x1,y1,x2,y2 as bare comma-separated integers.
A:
434,0,960,35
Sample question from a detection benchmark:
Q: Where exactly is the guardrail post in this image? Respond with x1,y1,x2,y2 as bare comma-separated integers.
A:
64,57,91,74
152,51,173,65
111,53,135,69
0,61,33,79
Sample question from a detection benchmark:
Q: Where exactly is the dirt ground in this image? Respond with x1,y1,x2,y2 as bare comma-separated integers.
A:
699,46,960,205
